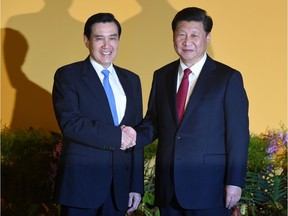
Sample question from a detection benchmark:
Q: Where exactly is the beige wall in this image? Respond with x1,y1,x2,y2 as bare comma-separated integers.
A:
1,0,287,134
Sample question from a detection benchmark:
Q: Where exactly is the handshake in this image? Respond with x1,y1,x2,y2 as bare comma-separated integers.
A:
120,125,136,150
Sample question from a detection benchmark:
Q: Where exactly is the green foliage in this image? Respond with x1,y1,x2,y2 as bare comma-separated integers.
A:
129,140,160,216
237,127,287,216
239,170,287,216
1,127,61,216
246,134,270,172
2,127,287,216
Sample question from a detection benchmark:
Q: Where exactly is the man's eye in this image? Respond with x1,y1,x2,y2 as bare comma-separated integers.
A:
177,33,186,38
95,37,104,41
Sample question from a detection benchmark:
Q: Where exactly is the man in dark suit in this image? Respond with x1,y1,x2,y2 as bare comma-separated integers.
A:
135,7,250,216
52,13,143,216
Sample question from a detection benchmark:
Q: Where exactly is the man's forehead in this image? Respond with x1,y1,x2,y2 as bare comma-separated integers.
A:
91,22,118,35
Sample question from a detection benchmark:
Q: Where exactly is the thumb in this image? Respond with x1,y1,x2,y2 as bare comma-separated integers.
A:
128,194,133,207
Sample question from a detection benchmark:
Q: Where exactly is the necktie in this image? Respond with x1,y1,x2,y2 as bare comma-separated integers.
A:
101,69,119,126
177,68,192,123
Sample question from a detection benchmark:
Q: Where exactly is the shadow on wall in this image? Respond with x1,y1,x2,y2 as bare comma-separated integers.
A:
3,0,86,132
116,0,214,105
3,28,59,132
117,0,178,68
3,0,215,132
116,0,178,101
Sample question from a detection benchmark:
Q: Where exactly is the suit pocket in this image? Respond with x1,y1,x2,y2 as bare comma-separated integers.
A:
204,154,226,165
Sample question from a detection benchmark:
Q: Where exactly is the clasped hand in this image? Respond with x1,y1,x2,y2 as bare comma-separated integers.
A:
120,125,136,150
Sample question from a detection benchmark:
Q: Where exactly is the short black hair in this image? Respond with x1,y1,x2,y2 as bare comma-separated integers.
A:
84,13,122,39
172,7,213,34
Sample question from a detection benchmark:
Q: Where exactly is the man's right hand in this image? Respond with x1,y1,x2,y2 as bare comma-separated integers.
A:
120,125,136,150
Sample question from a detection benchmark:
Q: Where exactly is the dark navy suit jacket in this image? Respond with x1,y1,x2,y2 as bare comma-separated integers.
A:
52,57,143,210
137,55,249,209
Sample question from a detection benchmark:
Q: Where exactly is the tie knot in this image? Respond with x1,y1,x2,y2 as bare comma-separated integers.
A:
184,68,192,78
101,69,110,77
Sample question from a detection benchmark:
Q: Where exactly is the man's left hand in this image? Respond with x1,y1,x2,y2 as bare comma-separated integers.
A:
127,192,141,214
225,185,242,209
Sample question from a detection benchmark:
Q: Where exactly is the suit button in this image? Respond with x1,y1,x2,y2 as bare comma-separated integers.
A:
177,136,181,140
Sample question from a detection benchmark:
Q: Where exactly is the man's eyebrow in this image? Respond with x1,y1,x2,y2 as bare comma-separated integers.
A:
110,33,119,37
94,34,118,37
94,34,103,38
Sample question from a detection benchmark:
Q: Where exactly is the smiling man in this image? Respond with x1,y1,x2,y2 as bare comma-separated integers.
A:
52,13,143,216
135,7,250,216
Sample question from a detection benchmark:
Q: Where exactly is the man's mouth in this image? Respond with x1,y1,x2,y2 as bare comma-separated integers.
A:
102,51,112,56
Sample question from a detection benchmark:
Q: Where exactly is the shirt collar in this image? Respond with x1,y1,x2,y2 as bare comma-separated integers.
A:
179,53,207,78
89,56,116,77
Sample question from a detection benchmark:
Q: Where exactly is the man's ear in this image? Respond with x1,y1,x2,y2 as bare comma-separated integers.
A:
206,32,211,44
83,34,89,48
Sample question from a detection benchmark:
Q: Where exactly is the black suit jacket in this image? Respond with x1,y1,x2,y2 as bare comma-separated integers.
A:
137,56,249,209
52,57,143,209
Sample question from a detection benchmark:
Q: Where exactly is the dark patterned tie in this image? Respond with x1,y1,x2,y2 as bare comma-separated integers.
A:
176,68,192,123
101,69,119,126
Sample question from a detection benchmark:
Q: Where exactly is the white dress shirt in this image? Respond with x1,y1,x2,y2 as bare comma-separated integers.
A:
90,57,127,125
177,53,207,109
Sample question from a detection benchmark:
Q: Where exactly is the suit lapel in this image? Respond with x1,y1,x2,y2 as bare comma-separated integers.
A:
180,56,217,126
80,57,114,123
114,66,131,125
167,61,181,126
168,60,180,125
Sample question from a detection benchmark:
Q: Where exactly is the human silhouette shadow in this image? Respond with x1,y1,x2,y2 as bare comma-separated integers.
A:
3,28,59,132
116,0,214,105
4,0,86,132
116,0,176,78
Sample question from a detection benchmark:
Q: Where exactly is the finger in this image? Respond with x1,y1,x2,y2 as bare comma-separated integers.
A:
127,204,135,213
125,141,135,149
127,204,137,213
120,143,128,150
127,196,140,213
127,207,135,213
128,195,133,207
226,197,232,209
132,196,141,209
227,200,236,209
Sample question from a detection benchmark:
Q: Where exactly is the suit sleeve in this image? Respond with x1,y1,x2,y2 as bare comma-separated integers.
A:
52,68,122,150
224,71,249,187
130,76,144,194
135,72,159,149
